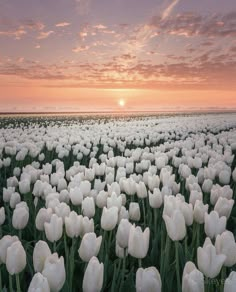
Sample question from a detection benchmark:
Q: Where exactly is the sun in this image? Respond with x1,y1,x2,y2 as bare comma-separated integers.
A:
118,99,125,107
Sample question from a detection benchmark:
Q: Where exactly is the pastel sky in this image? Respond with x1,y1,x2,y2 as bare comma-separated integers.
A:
0,0,236,112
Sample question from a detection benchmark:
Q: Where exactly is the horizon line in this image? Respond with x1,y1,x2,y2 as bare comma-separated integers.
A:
1,108,236,115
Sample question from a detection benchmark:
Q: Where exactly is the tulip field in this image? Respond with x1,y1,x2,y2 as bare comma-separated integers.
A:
0,112,236,292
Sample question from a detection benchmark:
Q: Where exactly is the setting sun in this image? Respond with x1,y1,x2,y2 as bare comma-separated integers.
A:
118,99,125,107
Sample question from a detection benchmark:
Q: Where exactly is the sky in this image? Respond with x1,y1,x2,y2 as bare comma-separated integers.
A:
0,0,236,112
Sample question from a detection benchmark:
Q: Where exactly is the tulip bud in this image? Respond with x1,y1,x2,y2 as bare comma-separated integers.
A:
182,261,204,292
78,232,102,262
12,202,29,230
128,225,150,259
224,271,236,292
214,197,234,219
136,181,147,199
69,187,83,206
147,175,160,191
118,206,129,223
83,257,104,292
129,202,141,221
0,207,5,225
219,170,230,185
215,231,236,267
57,178,67,192
189,190,203,207
0,235,19,264
163,209,186,241
44,214,63,243
148,189,163,209
65,211,82,238
116,219,132,249
204,211,226,239
3,187,15,203
81,217,94,237
202,179,213,193
35,208,53,231
10,192,21,209
33,241,51,272
19,179,31,194
43,163,52,175
6,241,26,275
54,202,70,222
193,200,208,224
136,266,162,292
28,272,50,292
42,253,66,292
197,237,226,278
180,202,193,226
101,206,118,231
80,180,91,197
96,191,108,208
82,197,95,218
107,192,122,211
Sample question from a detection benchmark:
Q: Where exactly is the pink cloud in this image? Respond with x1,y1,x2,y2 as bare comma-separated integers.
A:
37,31,54,39
55,22,71,27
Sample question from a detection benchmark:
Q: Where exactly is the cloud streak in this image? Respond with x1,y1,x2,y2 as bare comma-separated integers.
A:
162,0,180,20
55,22,71,27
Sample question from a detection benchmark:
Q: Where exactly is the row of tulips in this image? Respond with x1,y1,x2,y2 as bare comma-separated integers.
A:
0,113,236,291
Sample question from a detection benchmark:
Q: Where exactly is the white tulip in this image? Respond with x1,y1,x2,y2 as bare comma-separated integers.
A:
204,211,226,239
78,232,102,262
197,237,226,278
83,257,104,292
136,266,162,292
33,240,51,272
44,214,63,243
42,253,66,292
28,272,50,292
215,231,236,267
6,241,26,275
101,206,118,231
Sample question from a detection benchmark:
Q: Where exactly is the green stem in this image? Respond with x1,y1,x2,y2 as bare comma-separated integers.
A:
120,250,126,289
53,241,57,252
184,234,188,261
221,266,226,292
154,208,158,235
111,260,117,292
18,229,22,241
161,233,170,282
101,230,107,261
205,277,210,292
0,267,2,292
6,204,11,233
9,274,13,292
16,274,21,292
69,238,76,292
175,241,181,292
196,224,200,259
142,200,146,226
138,258,142,268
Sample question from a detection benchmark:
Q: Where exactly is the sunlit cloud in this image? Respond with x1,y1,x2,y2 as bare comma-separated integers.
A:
55,22,71,27
72,45,90,53
0,27,27,39
162,0,180,20
37,30,54,39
